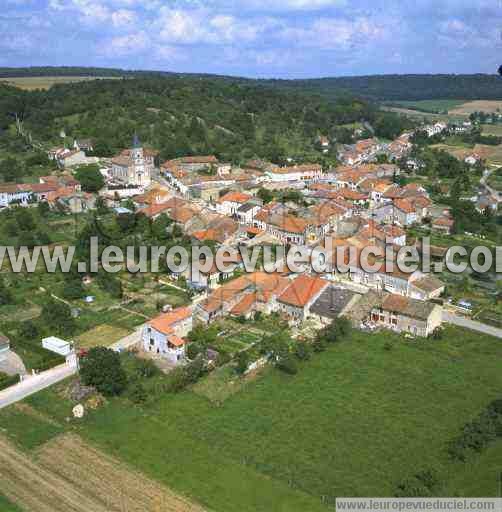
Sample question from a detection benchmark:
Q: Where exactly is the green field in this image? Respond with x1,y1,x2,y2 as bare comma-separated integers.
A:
0,493,23,512
481,124,502,137
2,326,502,509
0,76,121,90
389,99,467,113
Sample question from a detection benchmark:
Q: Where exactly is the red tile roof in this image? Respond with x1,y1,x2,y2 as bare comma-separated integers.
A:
278,275,328,308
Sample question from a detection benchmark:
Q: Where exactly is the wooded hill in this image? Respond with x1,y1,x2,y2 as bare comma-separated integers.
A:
0,75,412,164
2,67,502,101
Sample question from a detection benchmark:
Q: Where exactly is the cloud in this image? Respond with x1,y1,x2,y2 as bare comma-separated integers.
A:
104,30,150,56
156,7,273,45
281,16,390,51
111,8,137,27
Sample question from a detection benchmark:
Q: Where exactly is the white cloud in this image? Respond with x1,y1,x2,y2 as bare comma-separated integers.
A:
156,7,271,45
281,16,389,50
104,30,150,56
111,9,137,27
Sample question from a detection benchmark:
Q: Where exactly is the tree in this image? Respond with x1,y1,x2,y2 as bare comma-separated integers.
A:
0,278,13,306
41,297,76,336
236,351,249,375
74,164,105,192
37,201,51,218
257,188,274,204
19,320,39,340
80,347,127,396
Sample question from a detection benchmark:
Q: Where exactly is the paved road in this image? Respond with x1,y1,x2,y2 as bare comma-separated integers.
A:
0,363,77,410
442,311,502,339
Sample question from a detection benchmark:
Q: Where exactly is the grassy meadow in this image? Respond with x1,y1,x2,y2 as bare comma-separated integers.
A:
1,326,502,510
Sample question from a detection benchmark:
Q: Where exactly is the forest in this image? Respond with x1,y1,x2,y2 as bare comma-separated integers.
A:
2,67,502,101
0,75,412,166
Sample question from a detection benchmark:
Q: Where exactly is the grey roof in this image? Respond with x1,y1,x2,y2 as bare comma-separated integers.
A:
310,286,359,320
411,276,445,293
237,202,257,213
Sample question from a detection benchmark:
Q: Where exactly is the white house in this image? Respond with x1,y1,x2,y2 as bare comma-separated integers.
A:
142,307,192,364
266,164,323,183
42,336,73,357
0,184,32,208
216,191,253,216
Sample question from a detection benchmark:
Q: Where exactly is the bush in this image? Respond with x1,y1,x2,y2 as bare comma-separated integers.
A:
187,342,203,360
395,469,441,497
80,347,128,396
276,355,298,375
0,373,20,391
236,351,249,375
128,382,148,404
295,342,312,361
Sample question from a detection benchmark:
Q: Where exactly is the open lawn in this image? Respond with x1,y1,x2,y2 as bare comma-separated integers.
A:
2,326,502,509
76,324,132,349
481,124,502,137
389,99,467,113
0,76,121,90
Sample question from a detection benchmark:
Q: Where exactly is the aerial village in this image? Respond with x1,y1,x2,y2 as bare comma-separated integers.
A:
0,120,496,377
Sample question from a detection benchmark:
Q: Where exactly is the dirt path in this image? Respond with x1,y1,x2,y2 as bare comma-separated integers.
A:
0,433,206,512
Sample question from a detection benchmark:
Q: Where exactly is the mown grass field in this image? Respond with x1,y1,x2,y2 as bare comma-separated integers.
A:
481,124,502,137
0,76,121,90
2,326,502,509
389,99,467,113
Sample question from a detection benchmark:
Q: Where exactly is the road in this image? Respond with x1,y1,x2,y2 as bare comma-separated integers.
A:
0,363,77,410
442,311,502,339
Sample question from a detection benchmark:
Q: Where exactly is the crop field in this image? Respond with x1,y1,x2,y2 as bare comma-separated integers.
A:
0,433,204,512
0,76,121,90
2,326,502,510
449,100,502,115
481,124,502,137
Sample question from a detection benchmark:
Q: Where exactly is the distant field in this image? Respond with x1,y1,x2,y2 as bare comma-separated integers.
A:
382,106,463,123
449,100,502,115
389,99,467,113
481,124,502,136
0,76,121,90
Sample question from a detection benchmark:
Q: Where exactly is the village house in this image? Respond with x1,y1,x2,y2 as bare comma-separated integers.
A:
277,274,330,324
164,155,219,173
310,286,361,326
393,198,418,226
266,164,323,183
432,216,455,235
73,139,94,152
57,149,88,169
216,191,253,216
369,294,443,337
142,307,193,364
0,184,33,208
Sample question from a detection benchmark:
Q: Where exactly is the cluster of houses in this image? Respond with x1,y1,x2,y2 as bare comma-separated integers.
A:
2,128,470,367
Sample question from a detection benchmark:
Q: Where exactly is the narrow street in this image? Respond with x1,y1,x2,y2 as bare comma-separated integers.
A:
442,311,502,339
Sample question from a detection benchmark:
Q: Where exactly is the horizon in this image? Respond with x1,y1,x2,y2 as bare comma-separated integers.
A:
1,1,500,79
1,65,501,82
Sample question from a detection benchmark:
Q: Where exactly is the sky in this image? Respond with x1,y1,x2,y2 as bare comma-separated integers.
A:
1,0,501,78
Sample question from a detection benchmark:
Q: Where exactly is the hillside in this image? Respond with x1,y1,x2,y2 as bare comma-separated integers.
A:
2,67,502,102
0,75,412,165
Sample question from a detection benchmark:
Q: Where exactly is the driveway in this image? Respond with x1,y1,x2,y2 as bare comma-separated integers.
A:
442,311,502,339
0,351,27,377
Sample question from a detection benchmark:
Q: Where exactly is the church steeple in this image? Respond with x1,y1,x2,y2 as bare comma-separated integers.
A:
132,133,141,149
